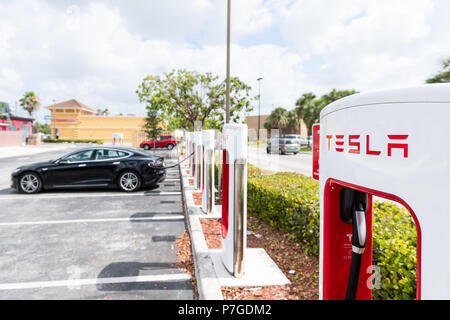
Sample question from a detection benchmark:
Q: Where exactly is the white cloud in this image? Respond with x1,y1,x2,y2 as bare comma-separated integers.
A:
0,0,449,122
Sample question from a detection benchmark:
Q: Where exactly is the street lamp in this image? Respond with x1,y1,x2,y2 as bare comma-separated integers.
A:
257,77,263,144
225,0,231,124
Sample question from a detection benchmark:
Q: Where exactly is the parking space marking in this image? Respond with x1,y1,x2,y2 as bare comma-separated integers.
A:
0,215,185,227
0,273,191,291
0,191,182,201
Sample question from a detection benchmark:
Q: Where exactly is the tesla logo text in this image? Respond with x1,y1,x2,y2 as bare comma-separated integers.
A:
326,134,409,158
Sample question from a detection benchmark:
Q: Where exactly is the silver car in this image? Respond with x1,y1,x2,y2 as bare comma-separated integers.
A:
282,134,309,146
266,139,300,155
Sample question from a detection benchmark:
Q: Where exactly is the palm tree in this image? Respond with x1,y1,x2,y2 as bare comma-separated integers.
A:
295,93,316,136
426,57,450,83
266,107,288,134
286,109,299,130
19,92,41,118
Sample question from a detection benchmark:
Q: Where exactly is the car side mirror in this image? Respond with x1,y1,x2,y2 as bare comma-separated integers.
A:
58,160,70,165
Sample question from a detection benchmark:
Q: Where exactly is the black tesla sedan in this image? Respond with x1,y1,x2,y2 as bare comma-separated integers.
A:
11,146,166,194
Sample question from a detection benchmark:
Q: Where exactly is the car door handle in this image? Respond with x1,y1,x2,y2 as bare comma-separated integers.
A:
78,164,87,167
113,162,120,165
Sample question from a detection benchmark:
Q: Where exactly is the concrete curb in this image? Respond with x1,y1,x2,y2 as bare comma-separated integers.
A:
179,161,223,300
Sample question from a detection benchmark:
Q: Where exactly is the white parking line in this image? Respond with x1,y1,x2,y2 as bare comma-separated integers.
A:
0,215,185,227
0,191,182,201
0,273,191,291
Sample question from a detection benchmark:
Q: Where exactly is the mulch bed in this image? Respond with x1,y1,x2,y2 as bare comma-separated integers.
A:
199,216,319,300
192,192,202,205
175,230,199,300
200,219,222,249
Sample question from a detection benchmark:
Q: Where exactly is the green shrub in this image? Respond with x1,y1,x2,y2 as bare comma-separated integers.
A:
246,165,417,300
43,139,104,144
372,201,417,300
247,167,320,255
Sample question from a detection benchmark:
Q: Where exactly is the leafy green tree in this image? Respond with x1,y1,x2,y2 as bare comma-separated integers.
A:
426,57,450,83
136,69,254,131
33,122,51,134
19,92,41,117
0,102,7,117
144,108,163,144
96,108,110,116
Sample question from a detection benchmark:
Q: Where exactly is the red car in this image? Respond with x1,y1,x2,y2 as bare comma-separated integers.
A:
140,136,179,150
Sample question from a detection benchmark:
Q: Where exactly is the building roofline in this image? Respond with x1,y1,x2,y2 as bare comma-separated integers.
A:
45,99,96,114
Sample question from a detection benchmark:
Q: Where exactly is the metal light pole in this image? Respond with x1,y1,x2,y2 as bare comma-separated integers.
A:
257,77,262,144
225,0,231,124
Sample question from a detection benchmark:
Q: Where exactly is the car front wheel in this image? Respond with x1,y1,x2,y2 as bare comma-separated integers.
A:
118,171,141,192
19,172,43,194
143,144,151,150
167,144,174,150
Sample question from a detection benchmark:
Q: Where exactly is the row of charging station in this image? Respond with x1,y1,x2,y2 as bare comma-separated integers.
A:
184,124,248,278
184,84,450,299
315,84,450,300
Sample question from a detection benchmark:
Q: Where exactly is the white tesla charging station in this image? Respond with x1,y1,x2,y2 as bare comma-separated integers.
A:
194,131,203,190
317,84,450,300
221,123,248,277
185,132,192,170
202,130,215,214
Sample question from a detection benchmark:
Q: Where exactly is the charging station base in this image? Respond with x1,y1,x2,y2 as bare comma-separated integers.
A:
209,248,290,287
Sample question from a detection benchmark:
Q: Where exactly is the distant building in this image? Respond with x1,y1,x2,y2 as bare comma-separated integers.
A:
46,99,166,147
0,102,34,146
245,114,308,137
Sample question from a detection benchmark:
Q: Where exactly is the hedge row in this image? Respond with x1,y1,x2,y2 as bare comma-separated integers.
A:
372,201,417,300
246,164,417,300
43,139,104,144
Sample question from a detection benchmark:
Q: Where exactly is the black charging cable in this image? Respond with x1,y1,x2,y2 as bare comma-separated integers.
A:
148,152,195,170
345,202,367,300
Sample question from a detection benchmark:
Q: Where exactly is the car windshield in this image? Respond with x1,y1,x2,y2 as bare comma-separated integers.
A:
285,140,293,144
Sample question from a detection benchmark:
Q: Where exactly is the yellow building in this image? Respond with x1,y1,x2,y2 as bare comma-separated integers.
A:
46,99,153,147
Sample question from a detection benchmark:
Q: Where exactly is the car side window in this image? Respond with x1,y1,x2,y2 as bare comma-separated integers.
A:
65,150,95,162
95,150,129,160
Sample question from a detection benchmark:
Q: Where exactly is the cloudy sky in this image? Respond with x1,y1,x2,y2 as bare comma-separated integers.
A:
1,0,450,123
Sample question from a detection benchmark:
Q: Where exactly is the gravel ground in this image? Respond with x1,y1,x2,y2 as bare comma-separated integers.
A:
200,216,319,300
175,231,198,300
192,192,202,205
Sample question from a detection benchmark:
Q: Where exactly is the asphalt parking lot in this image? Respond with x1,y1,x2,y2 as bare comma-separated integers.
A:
0,146,193,300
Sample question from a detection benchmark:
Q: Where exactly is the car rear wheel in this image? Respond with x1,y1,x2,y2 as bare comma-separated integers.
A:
19,172,42,194
118,171,141,192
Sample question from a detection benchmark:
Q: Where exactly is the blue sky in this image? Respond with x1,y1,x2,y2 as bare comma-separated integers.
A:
1,0,450,123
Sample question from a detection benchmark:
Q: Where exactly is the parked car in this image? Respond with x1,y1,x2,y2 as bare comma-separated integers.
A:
140,136,179,150
282,134,309,146
266,138,300,155
11,146,166,194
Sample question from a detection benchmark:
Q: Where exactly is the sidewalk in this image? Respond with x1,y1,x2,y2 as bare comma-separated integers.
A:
0,144,78,159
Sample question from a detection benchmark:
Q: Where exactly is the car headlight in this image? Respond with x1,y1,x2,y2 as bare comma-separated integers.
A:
13,168,21,174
